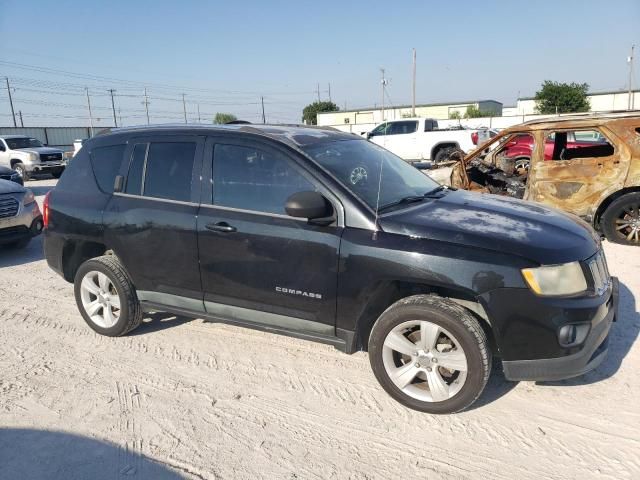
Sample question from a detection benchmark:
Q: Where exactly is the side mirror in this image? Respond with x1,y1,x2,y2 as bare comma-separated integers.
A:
366,132,373,140
285,191,334,225
113,175,124,193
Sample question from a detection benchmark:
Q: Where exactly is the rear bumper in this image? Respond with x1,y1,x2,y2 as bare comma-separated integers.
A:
502,277,618,381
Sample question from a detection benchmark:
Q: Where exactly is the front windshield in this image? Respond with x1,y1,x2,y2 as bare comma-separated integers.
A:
5,137,43,149
303,139,439,211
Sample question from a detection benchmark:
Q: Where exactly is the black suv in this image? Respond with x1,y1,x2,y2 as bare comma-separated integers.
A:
44,125,618,413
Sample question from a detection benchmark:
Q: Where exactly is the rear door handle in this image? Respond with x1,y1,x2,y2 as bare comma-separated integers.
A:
205,222,236,233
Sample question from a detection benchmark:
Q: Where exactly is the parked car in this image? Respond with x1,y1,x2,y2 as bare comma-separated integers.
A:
366,118,487,164
429,113,640,245
0,165,23,186
44,124,617,414
0,179,44,249
0,135,66,180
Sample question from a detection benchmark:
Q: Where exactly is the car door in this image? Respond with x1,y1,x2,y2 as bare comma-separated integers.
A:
103,134,205,310
196,136,343,335
527,128,629,218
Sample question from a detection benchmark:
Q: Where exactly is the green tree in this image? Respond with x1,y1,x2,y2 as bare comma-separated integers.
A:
302,101,339,125
534,81,590,114
464,105,491,118
213,112,238,124
449,111,461,120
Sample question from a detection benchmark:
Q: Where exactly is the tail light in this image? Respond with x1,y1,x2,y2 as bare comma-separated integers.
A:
43,191,51,228
471,132,478,145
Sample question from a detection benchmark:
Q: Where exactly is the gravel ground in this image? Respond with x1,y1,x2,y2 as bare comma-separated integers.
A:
1,178,639,479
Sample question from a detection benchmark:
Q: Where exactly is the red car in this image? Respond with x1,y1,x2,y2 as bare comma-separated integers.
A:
502,131,609,161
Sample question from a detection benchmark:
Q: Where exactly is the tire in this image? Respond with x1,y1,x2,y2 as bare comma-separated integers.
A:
433,147,459,164
51,168,64,179
74,255,143,336
601,192,640,245
12,162,29,181
368,295,491,414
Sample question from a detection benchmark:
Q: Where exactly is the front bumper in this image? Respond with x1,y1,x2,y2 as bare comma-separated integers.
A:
501,277,618,381
0,201,44,245
27,162,66,173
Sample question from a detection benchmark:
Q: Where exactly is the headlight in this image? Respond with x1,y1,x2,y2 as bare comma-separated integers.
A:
27,152,38,163
521,261,587,296
23,190,35,206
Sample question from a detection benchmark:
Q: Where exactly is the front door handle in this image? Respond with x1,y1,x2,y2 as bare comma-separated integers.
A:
205,222,237,233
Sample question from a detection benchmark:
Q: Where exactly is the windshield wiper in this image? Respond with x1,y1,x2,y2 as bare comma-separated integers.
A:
377,195,426,213
424,185,448,196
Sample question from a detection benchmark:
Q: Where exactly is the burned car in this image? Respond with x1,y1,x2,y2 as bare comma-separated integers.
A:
429,113,640,245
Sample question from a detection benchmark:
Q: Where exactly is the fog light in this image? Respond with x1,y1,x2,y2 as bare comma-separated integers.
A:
558,323,590,347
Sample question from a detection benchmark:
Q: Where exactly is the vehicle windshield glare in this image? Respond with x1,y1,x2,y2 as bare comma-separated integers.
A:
303,139,439,211
5,137,44,149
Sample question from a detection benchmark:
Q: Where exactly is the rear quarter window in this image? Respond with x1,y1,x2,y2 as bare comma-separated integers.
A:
90,144,126,193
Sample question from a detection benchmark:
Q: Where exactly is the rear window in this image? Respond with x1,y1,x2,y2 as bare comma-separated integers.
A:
90,144,126,193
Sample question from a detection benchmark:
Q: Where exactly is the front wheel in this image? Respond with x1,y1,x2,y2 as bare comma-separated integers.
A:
368,295,491,414
13,162,29,181
74,255,143,336
601,193,640,245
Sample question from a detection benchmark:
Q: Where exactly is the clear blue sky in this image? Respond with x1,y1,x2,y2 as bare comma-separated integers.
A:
1,0,639,126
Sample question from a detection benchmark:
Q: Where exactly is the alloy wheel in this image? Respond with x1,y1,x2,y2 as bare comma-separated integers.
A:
614,203,640,243
382,320,468,402
79,271,122,328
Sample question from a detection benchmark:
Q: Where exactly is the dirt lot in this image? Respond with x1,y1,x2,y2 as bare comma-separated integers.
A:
1,179,639,479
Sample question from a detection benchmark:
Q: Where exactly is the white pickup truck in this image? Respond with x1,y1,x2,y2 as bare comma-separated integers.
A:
365,118,490,164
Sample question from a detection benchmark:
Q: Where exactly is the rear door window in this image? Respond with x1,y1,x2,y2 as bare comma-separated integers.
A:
143,142,196,202
123,141,197,201
89,144,126,193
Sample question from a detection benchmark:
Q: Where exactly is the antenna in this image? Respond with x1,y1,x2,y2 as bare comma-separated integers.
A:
373,67,389,240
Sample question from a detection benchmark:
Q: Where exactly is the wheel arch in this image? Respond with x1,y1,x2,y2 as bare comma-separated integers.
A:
62,240,110,282
594,186,640,229
430,142,460,160
352,280,496,354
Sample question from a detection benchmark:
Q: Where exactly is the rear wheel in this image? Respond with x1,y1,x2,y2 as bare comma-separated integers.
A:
601,193,640,245
74,255,143,336
368,295,491,414
433,147,456,164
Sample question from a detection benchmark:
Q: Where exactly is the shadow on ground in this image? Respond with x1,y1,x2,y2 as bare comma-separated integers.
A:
27,184,55,197
538,280,639,387
0,234,44,268
0,429,186,480
129,311,194,335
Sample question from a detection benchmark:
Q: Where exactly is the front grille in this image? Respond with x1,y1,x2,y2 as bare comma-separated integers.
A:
586,250,611,295
40,153,62,162
0,195,19,219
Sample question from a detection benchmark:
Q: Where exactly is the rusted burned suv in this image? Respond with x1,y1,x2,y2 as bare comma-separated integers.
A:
430,114,640,245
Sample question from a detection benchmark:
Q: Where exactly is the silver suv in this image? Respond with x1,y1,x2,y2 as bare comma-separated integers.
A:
0,179,43,248
0,135,66,180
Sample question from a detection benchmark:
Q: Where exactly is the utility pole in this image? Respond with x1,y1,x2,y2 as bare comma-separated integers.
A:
118,107,123,127
328,83,331,102
411,48,417,117
380,68,386,122
316,83,321,102
182,93,187,123
143,87,150,125
197,103,201,123
261,96,266,123
628,44,635,110
5,77,17,127
108,89,117,127
18,110,24,127
85,88,94,136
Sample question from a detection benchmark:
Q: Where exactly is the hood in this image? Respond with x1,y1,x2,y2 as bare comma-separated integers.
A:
17,147,63,155
0,178,26,195
379,189,599,265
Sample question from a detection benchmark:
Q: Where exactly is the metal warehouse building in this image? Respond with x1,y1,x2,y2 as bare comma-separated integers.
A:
502,89,640,116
